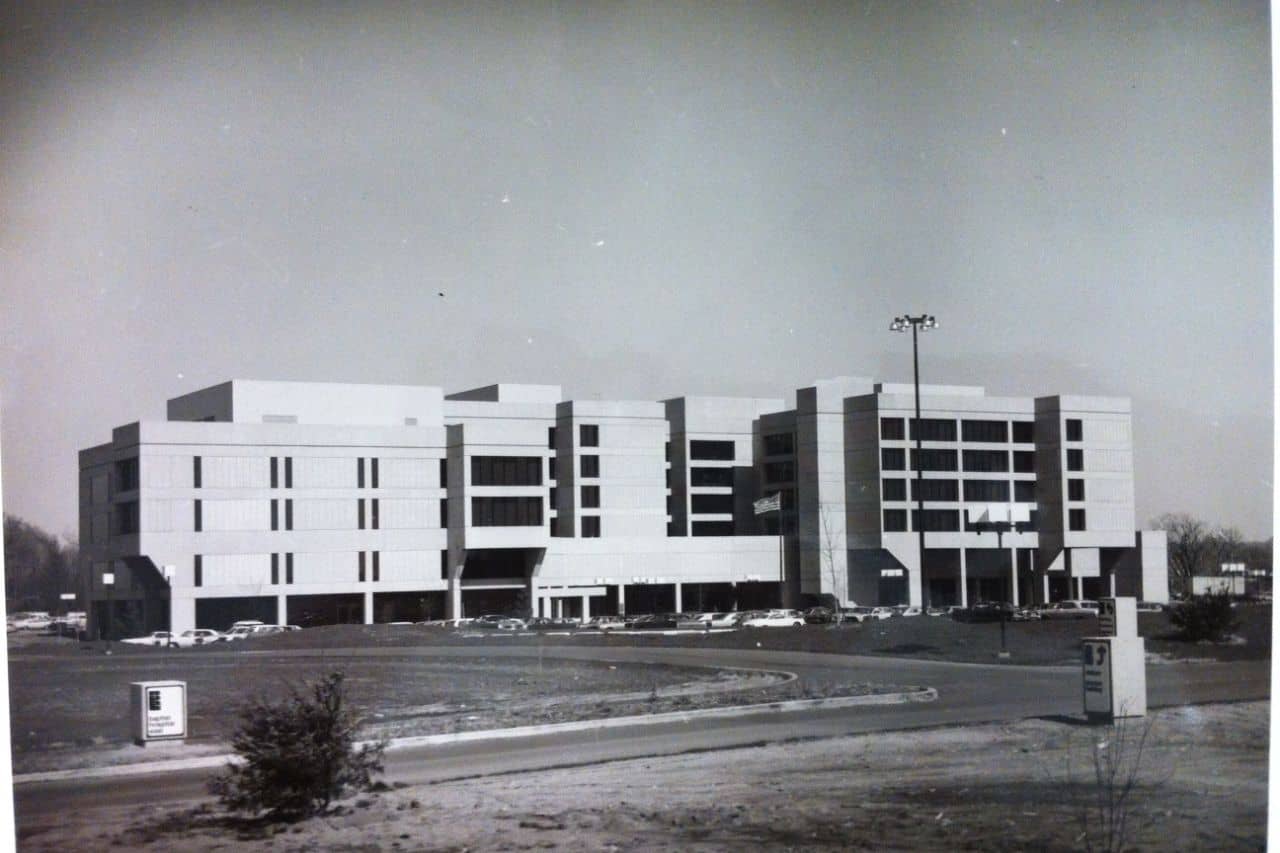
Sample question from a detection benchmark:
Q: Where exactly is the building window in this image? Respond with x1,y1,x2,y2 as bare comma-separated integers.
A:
961,450,1008,473
549,457,557,481
1012,451,1036,473
580,424,599,447
471,496,543,527
357,499,364,530
373,551,380,582
1069,508,1087,531
271,553,279,585
1067,448,1084,471
285,457,293,488
114,457,140,492
193,456,202,488
285,499,293,531
1014,480,1036,502
665,441,671,462
913,479,960,501
580,455,600,478
194,555,202,587
882,478,907,501
961,420,1008,443
271,499,279,531
115,501,140,534
911,448,959,472
286,552,293,584
665,468,672,488
691,520,733,536
764,432,795,455
549,487,558,508
1066,419,1083,442
359,551,366,582
358,458,366,488
582,515,601,537
440,550,449,580
763,461,795,483
270,457,279,489
691,467,734,487
371,498,379,530
691,493,734,514
440,498,448,527
370,458,378,489
471,456,543,486
881,448,906,471
880,418,905,441
549,516,559,536
961,480,1009,502
910,418,957,442
1012,421,1035,443
548,426,557,450
194,500,202,532
439,458,448,488
883,509,908,532
911,509,960,532
689,440,734,461
1068,479,1085,501
581,485,600,509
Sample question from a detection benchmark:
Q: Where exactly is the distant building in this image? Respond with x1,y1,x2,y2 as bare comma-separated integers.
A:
79,377,1168,635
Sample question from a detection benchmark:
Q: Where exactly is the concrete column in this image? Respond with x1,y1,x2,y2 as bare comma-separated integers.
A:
617,584,626,616
1042,573,1050,603
171,597,196,634
1074,576,1084,599
363,590,374,625
448,582,461,620
1108,572,1117,598
959,549,969,607
674,583,683,614
580,594,590,620
1009,547,1019,607
276,594,287,626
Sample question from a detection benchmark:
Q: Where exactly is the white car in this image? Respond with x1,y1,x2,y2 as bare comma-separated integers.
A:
171,629,221,647
868,607,896,620
220,626,259,641
707,612,744,628
9,612,52,631
898,606,923,617
742,609,805,628
585,616,626,631
121,631,175,647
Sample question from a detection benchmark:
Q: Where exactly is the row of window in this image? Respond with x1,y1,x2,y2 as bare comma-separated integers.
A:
471,496,542,527
880,417,1085,444
471,456,542,487
763,432,795,457
882,448,1035,473
882,507,1085,532
191,552,391,588
548,424,600,449
764,461,795,483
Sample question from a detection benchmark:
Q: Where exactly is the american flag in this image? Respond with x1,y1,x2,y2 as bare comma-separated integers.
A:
753,493,782,515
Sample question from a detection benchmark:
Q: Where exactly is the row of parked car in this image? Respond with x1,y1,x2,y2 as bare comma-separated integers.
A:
7,611,87,634
120,620,301,647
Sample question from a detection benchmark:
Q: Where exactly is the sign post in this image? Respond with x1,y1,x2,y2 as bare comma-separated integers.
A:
130,681,187,747
1082,597,1145,721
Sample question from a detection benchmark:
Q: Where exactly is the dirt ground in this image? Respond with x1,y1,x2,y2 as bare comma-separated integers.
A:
24,700,1267,852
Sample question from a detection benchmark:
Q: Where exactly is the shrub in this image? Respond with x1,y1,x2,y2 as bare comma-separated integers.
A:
209,671,386,820
1168,593,1239,643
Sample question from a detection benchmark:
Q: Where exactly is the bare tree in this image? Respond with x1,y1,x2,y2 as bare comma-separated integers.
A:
818,503,844,621
1150,513,1213,597
1208,525,1245,572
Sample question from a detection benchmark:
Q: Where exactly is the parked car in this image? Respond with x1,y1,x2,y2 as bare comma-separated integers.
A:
171,629,222,647
9,612,52,632
584,616,626,631
1136,601,1166,613
706,612,744,628
952,601,1016,623
1010,607,1041,622
803,607,836,624
742,609,805,628
121,631,175,647
249,624,284,635
1041,600,1098,620
868,607,896,621
630,613,680,630
926,607,949,617
220,625,260,641
897,606,923,618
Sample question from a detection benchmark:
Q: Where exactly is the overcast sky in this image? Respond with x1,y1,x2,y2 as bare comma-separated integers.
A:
0,1,1272,539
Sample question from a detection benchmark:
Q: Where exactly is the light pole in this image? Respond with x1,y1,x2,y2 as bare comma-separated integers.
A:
890,313,938,608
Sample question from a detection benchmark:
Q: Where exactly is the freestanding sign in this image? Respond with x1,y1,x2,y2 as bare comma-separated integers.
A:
1082,597,1146,721
130,681,187,746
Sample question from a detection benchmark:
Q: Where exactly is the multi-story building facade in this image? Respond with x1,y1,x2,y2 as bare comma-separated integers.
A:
79,377,1167,636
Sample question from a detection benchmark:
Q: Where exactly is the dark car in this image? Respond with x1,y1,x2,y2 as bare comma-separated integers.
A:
953,601,1017,623
630,613,679,630
803,607,835,624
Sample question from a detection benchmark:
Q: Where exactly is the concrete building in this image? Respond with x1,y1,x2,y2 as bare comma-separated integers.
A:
79,377,1168,636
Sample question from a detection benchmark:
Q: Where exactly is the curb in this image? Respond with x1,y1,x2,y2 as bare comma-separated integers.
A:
13,686,935,785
